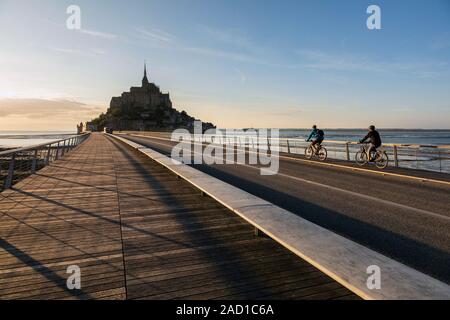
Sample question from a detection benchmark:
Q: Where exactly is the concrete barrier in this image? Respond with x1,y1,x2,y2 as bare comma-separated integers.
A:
107,133,450,300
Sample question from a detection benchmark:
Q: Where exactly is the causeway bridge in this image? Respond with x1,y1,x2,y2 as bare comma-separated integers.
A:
0,132,449,300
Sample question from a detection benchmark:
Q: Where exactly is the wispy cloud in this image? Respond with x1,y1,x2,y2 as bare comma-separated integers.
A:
196,24,260,52
295,49,376,72
50,47,106,57
131,25,276,66
295,49,449,78
77,29,118,40
133,27,176,43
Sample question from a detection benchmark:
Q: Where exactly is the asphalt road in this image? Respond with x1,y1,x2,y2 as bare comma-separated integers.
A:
121,134,450,284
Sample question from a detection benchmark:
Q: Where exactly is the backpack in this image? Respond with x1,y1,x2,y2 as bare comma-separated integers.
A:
318,129,324,137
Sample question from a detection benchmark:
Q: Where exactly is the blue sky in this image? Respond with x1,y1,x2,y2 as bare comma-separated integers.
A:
0,0,449,130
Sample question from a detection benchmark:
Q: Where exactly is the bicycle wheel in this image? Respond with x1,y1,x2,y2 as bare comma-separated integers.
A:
375,151,389,169
355,151,368,166
305,146,313,159
317,146,327,161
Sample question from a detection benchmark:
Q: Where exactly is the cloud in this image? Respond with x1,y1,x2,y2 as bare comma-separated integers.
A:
50,47,106,57
295,49,450,77
196,24,260,52
295,49,376,72
0,98,104,119
131,25,276,66
77,29,118,40
132,27,176,43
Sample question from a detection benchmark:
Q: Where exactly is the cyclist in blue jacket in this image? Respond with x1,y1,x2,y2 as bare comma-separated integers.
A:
306,125,325,154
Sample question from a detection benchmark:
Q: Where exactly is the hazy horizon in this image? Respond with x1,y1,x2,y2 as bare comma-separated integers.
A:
1,0,449,130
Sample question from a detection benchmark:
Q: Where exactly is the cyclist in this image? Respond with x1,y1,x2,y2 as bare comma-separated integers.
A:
306,125,325,155
359,125,382,161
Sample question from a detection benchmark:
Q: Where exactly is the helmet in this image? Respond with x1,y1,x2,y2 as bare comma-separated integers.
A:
369,125,375,131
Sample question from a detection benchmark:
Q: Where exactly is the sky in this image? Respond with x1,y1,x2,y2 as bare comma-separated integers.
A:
0,0,449,130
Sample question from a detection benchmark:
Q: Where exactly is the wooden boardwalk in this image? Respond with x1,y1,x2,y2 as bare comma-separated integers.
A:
0,133,358,300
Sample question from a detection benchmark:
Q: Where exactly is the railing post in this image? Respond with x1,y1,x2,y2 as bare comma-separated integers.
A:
55,142,60,160
31,149,38,174
4,153,16,189
287,139,291,153
345,142,350,161
267,137,271,152
393,145,399,167
233,137,238,163
62,140,67,156
45,145,52,165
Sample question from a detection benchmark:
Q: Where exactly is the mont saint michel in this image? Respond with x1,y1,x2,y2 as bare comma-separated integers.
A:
89,64,215,132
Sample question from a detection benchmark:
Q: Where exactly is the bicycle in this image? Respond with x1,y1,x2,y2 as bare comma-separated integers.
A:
355,143,389,169
305,142,327,161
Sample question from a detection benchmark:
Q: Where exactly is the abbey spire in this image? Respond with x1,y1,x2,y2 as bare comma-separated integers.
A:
142,62,149,86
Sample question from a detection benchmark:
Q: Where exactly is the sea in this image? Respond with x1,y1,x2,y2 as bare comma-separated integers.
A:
0,131,76,150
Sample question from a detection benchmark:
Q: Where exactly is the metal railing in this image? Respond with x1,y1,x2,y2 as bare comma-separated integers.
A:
190,134,450,174
0,133,90,191
116,130,450,174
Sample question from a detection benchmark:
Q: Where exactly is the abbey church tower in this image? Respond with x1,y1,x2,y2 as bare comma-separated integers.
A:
110,63,172,111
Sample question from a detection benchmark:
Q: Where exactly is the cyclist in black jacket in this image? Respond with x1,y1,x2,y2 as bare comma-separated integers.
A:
360,125,382,161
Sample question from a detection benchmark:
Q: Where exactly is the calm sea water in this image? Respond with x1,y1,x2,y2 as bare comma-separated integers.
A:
0,131,76,149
